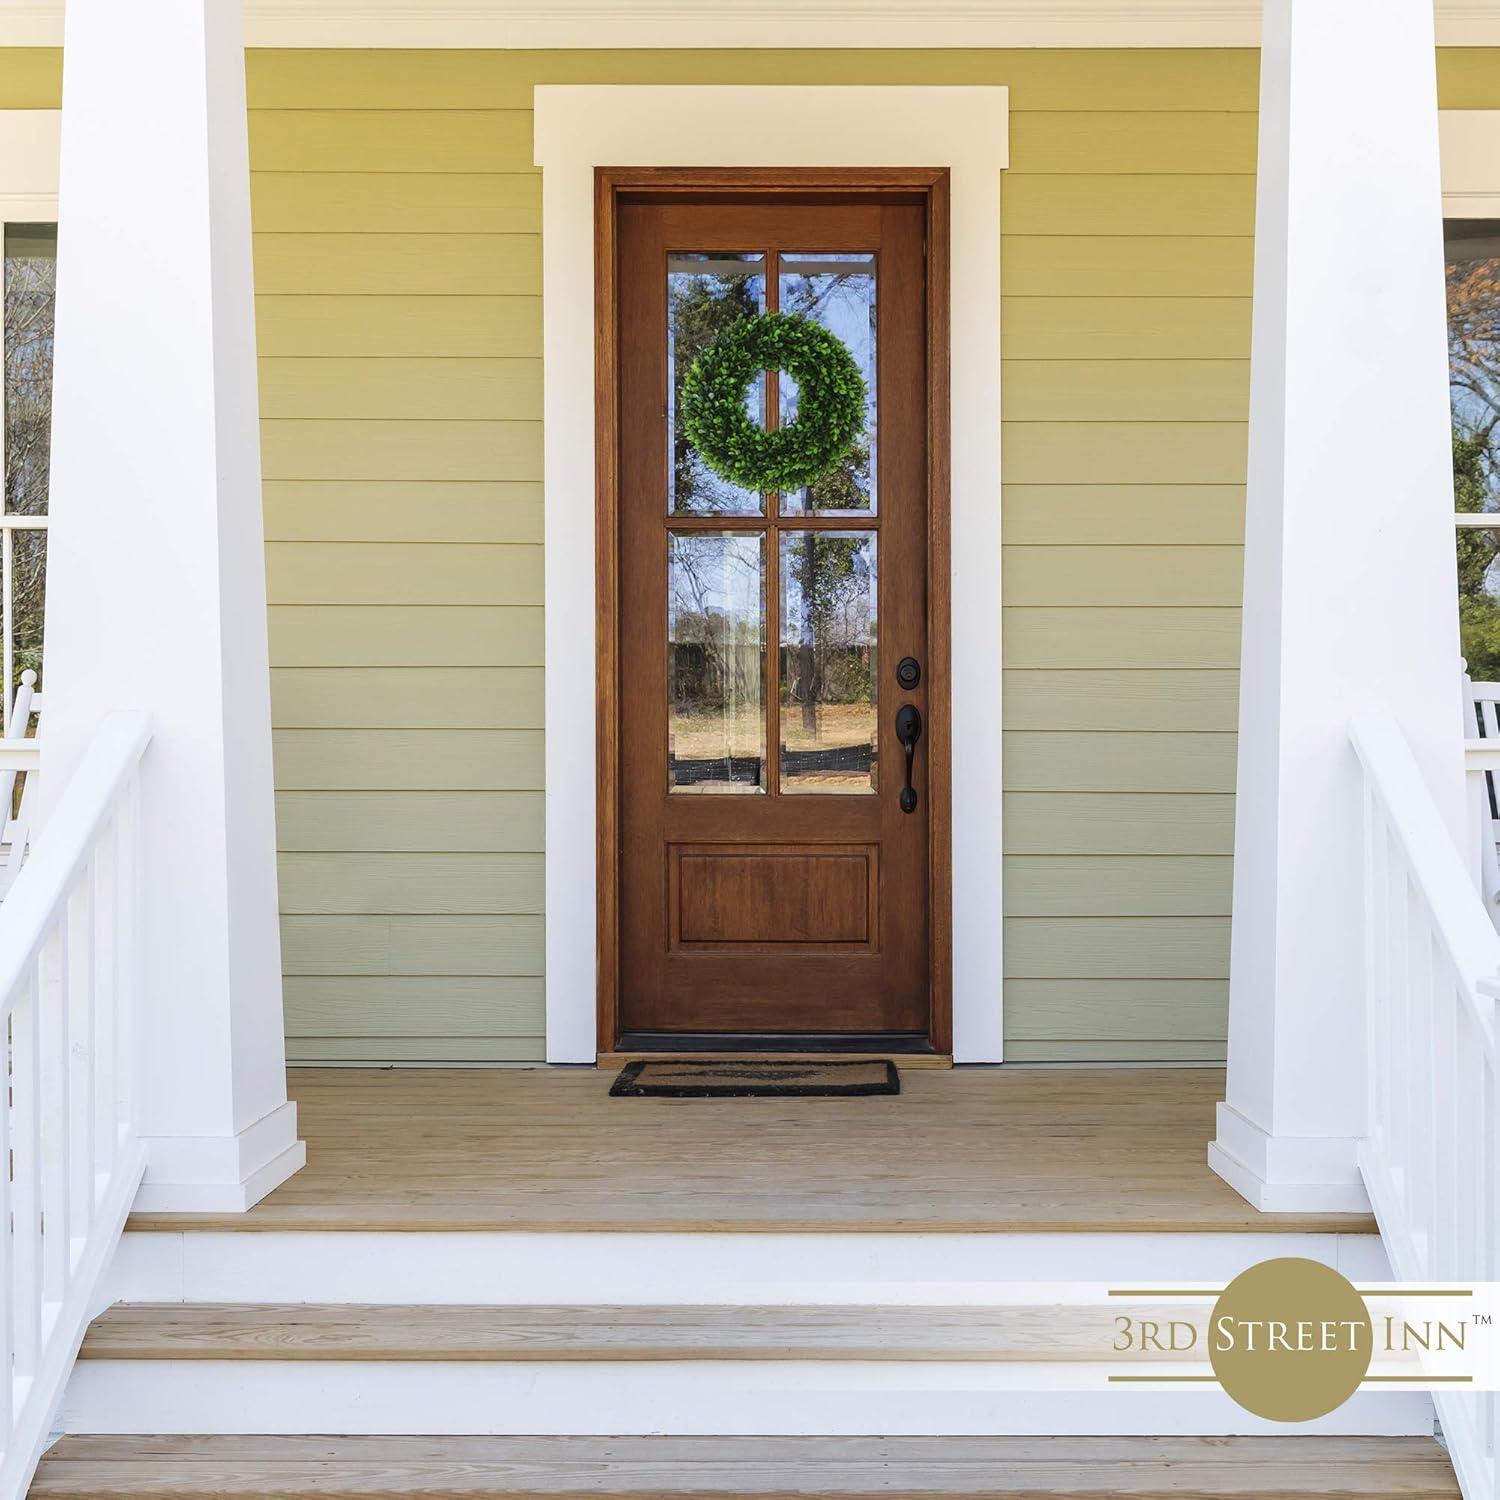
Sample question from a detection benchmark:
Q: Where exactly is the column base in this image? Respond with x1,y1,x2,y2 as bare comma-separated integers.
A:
134,1099,305,1213
1209,1101,1371,1214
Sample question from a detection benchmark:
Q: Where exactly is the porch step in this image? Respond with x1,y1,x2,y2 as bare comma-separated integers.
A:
62,1301,1439,1439
28,1435,1462,1498
76,1302,1121,1362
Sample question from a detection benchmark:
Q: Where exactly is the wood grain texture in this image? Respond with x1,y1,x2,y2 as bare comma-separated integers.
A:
30,1434,1456,1498
125,1066,1375,1234
603,178,947,1046
74,1302,1204,1364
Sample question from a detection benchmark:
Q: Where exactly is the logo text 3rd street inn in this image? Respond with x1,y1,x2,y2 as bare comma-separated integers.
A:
950,1257,1498,1422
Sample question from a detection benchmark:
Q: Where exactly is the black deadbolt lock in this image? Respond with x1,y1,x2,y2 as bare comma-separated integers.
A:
895,656,921,690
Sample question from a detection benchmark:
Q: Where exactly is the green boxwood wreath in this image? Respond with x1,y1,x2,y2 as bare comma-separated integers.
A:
680,312,867,494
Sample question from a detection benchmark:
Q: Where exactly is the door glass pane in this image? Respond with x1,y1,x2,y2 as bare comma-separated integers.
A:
780,252,876,517
8,529,44,690
779,531,877,794
4,224,57,518
669,252,766,516
1447,221,1500,677
668,531,766,793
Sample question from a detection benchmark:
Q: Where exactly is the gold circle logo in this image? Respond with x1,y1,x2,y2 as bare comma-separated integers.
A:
1209,1257,1372,1421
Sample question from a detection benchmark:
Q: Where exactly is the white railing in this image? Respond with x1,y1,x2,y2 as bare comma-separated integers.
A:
1352,710,1500,1500
0,712,150,1497
1463,675,1500,928
0,670,41,901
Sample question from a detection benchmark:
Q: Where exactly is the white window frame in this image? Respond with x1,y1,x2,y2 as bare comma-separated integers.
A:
1443,113,1500,544
534,85,1008,1063
0,111,59,733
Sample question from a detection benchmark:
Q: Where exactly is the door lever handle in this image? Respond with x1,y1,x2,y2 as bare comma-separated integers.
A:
895,704,923,814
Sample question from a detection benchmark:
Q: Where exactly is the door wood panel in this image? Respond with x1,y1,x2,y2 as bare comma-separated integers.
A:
598,175,949,1049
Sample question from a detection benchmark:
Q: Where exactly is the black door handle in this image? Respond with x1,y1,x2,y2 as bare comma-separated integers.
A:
895,704,923,814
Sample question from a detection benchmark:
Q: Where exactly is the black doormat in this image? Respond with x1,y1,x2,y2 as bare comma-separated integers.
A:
609,1059,900,1098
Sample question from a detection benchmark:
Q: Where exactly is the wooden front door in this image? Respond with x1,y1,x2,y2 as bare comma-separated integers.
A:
608,184,944,1049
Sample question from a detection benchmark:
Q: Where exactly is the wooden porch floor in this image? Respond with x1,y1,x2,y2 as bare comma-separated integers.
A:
128,1067,1377,1235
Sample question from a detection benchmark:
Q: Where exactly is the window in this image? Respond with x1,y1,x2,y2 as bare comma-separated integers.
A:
1,223,54,732
1448,220,1500,683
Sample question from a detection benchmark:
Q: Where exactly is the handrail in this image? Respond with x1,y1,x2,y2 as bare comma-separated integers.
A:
1352,712,1500,1023
1350,709,1500,1500
0,713,148,1008
0,711,151,1498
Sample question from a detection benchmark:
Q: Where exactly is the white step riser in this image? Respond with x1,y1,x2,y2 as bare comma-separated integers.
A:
63,1360,1434,1438
108,1231,1394,1305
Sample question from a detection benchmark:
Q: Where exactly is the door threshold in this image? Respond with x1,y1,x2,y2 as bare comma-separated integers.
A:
603,1032,951,1069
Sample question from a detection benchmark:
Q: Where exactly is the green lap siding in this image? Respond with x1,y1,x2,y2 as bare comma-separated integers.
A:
4,47,1495,1062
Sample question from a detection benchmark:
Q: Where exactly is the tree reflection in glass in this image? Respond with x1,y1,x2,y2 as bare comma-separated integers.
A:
668,253,766,516
780,531,877,794
668,532,766,792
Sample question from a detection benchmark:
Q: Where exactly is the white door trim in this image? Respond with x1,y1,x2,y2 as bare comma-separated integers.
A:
534,84,1007,1063
1441,111,1500,218
0,110,59,220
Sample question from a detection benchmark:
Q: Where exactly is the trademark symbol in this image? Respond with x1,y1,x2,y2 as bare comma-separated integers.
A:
1475,1314,1492,1327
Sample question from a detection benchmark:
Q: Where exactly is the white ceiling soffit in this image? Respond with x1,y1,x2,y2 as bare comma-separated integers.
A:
0,1,1497,49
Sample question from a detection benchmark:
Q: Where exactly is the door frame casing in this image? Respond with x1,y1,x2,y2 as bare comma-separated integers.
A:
598,173,950,1054
534,85,1008,1063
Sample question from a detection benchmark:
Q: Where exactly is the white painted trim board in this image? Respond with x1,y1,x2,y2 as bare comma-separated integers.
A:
534,85,1008,1063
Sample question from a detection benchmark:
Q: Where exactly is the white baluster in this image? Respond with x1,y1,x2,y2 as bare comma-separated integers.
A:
37,923,70,1305
91,821,117,1184
10,981,40,1384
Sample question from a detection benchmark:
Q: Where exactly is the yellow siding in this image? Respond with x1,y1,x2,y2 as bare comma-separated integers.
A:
4,46,1495,1063
236,47,1264,1063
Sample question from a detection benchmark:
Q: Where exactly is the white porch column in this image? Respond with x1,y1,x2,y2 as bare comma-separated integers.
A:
1210,0,1464,1212
42,0,303,1209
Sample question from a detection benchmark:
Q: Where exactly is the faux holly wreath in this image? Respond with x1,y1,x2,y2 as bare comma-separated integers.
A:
680,312,866,494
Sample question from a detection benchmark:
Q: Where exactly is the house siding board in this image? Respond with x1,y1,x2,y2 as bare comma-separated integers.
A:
2,47,1492,1062
238,48,1263,1065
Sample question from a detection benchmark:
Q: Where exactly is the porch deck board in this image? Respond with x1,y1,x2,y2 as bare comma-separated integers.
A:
28,1436,1459,1497
127,1067,1376,1234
